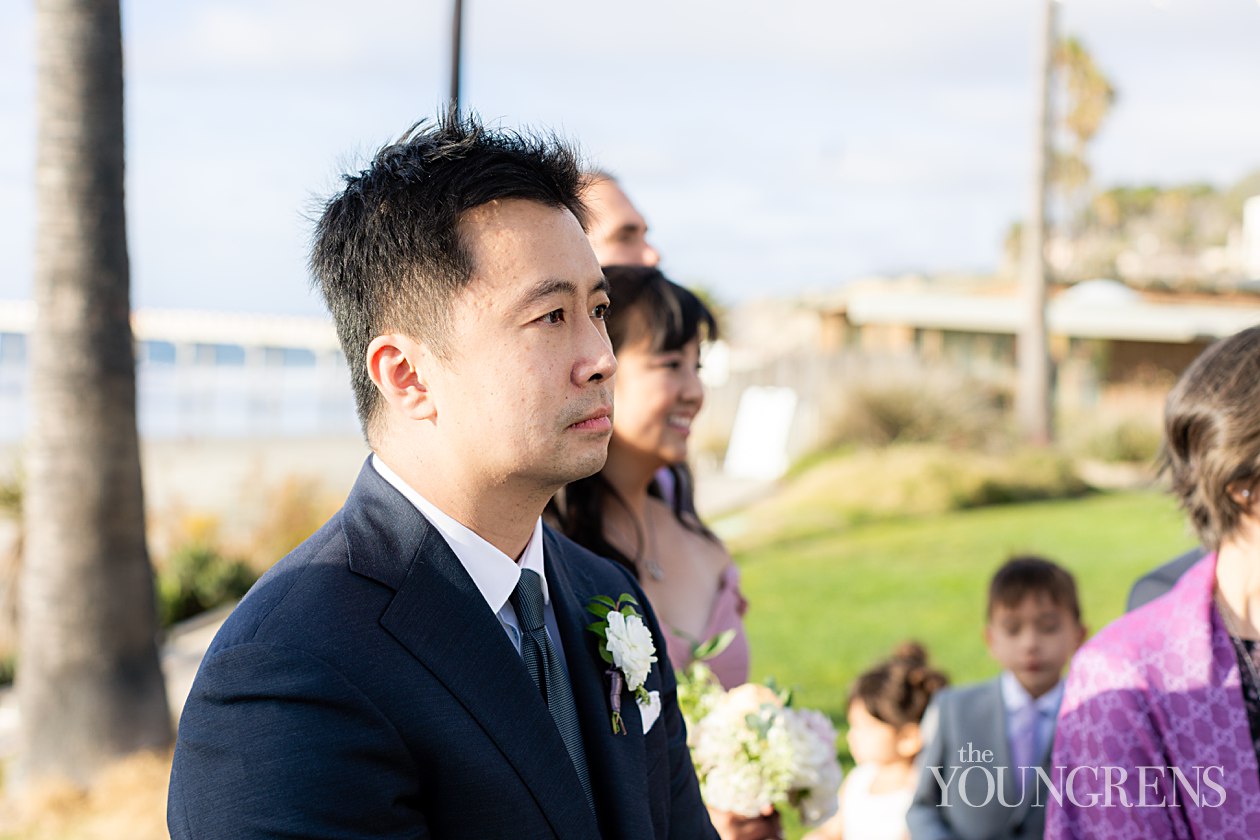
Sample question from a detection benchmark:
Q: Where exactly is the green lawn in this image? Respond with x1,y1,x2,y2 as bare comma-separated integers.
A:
736,489,1194,724
723,487,1194,837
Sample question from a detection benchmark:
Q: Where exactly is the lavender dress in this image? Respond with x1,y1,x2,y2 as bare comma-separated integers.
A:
1048,554,1260,838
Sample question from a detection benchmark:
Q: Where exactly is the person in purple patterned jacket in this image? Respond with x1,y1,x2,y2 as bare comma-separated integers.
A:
1048,325,1260,839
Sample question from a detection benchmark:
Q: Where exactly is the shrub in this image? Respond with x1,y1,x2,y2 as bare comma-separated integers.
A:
156,542,256,628
240,475,339,573
826,367,1012,452
1075,418,1163,464
150,473,339,627
0,474,19,515
0,467,21,675
723,443,1087,553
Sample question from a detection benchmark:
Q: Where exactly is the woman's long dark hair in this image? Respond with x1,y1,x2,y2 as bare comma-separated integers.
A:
551,266,719,578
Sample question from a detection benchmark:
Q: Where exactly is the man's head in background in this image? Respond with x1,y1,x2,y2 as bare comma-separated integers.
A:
580,171,660,268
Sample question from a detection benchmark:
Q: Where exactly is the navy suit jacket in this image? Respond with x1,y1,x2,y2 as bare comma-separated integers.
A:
168,461,716,839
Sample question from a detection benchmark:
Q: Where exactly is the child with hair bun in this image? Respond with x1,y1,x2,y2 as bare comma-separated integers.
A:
804,642,948,840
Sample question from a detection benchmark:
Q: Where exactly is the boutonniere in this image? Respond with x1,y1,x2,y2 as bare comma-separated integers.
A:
586,593,660,734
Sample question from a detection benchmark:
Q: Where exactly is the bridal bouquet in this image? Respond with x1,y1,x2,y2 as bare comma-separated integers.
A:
682,672,842,827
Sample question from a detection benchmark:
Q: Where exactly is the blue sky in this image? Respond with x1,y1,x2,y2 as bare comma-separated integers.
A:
1,0,1258,316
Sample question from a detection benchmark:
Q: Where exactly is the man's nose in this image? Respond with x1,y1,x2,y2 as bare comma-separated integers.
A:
576,324,616,385
642,243,661,267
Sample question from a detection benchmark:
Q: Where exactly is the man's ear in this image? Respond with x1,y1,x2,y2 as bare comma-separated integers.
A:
366,334,436,422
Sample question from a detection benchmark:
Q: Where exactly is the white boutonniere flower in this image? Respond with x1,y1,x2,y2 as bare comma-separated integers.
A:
586,593,658,734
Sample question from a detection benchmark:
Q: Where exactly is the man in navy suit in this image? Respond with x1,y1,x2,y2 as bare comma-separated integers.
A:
167,113,717,840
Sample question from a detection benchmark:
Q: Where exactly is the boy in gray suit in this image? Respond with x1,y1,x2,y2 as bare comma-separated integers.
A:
908,557,1086,840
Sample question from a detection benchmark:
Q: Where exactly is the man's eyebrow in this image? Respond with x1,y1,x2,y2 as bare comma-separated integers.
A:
514,276,610,311
515,278,578,311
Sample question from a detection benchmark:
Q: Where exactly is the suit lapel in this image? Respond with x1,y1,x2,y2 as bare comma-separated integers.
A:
342,463,599,839
545,530,655,840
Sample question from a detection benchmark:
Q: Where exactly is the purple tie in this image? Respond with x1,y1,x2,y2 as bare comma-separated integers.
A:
1010,701,1043,795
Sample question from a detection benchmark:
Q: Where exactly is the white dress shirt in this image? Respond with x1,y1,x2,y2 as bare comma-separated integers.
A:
371,454,569,672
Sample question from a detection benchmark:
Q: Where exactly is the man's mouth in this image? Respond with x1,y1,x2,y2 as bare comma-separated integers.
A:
569,407,612,432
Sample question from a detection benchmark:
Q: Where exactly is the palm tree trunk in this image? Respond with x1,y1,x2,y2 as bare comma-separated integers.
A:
1017,0,1057,446
18,0,170,786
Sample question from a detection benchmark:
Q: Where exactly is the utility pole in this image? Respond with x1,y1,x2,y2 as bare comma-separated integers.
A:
1017,0,1057,446
449,0,464,114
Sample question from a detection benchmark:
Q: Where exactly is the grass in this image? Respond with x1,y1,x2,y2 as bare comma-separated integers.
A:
737,489,1193,723
731,488,1194,837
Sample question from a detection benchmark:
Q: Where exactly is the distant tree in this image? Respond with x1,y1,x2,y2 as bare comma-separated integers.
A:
1225,169,1260,218
17,0,170,786
1016,27,1117,444
1052,36,1117,232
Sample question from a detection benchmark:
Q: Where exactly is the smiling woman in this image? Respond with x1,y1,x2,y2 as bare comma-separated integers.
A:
551,266,750,688
549,266,775,839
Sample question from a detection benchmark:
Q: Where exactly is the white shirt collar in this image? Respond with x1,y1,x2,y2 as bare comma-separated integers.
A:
1000,670,1065,716
370,454,548,613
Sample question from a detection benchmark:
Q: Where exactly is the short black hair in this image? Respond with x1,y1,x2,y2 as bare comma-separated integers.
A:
309,110,586,440
987,555,1081,622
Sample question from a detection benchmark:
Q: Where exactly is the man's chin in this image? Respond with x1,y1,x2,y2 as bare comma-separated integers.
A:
552,449,610,486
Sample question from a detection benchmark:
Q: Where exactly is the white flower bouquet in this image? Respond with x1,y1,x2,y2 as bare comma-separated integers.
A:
684,679,842,827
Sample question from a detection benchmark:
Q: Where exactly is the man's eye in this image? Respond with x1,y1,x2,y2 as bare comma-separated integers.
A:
539,309,565,324
592,303,609,320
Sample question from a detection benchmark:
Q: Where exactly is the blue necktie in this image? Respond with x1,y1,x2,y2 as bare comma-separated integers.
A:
512,569,595,814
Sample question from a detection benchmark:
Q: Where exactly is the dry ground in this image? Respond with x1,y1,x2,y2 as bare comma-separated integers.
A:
0,750,171,840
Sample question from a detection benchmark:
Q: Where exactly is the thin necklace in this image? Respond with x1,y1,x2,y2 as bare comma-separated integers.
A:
634,512,665,582
1215,593,1260,695
608,509,665,582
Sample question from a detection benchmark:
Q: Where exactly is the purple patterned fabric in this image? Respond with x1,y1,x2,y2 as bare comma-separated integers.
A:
1047,554,1260,839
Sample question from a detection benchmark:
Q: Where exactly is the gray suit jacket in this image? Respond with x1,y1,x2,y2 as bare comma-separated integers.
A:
907,678,1051,840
